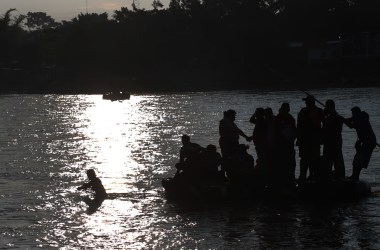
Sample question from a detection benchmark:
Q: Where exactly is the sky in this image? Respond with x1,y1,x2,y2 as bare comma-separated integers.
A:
0,0,169,21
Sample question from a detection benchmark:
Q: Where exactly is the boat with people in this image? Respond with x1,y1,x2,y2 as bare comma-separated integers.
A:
162,91,378,203
103,91,131,101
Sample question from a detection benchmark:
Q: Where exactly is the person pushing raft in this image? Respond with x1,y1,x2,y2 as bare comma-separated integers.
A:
344,106,377,180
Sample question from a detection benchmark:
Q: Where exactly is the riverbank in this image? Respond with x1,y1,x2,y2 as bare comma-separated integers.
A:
2,64,380,94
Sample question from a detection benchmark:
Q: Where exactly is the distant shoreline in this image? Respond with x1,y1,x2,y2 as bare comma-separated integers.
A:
1,76,379,95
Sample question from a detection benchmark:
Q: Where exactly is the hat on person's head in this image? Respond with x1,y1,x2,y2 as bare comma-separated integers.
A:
325,99,335,108
302,95,315,101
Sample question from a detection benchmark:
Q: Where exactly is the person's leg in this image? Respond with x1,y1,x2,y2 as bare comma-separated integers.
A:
334,149,345,179
309,145,321,180
299,157,308,180
351,151,362,180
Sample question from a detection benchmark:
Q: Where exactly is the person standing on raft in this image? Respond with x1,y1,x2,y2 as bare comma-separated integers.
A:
219,109,251,161
297,95,323,181
322,99,345,179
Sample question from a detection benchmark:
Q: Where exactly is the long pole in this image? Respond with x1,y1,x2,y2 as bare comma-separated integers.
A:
301,90,380,148
301,90,325,107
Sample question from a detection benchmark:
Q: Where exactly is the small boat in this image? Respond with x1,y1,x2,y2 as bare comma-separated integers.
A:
162,177,372,202
103,92,130,101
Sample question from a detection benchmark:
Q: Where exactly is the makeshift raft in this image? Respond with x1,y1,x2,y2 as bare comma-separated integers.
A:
162,177,372,202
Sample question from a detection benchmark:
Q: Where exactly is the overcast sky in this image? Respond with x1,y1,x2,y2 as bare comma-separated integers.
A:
0,0,169,21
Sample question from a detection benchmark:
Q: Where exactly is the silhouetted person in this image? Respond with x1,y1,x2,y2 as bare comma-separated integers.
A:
344,107,377,180
265,108,276,151
264,107,277,181
175,134,204,173
322,100,345,179
297,95,323,180
178,134,203,164
219,109,251,160
274,102,297,182
77,169,107,209
228,144,255,185
199,144,224,183
249,108,268,168
237,144,255,170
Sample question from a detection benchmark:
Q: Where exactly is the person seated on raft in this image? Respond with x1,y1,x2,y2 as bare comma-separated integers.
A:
226,144,256,186
198,144,225,184
175,134,204,173
77,169,108,207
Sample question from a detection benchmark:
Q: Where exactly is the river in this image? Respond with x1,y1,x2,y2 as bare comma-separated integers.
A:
1,88,380,249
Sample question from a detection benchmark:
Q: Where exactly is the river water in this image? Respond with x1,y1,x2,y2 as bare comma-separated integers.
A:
1,88,380,249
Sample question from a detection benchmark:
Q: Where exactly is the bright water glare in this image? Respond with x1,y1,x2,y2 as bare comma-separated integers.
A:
1,88,380,249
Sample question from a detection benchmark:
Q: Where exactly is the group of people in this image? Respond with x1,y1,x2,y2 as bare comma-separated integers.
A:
173,94,377,188
76,96,377,206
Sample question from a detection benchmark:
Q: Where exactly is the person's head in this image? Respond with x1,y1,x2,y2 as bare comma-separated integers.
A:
206,144,217,153
254,107,265,119
86,169,96,180
181,134,190,145
303,95,316,108
224,109,236,121
351,106,361,117
279,102,290,114
265,107,274,119
325,99,336,113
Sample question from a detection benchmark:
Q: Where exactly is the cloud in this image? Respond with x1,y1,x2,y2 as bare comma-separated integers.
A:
98,2,123,11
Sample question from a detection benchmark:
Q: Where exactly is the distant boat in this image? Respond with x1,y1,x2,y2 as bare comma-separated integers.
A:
103,91,131,101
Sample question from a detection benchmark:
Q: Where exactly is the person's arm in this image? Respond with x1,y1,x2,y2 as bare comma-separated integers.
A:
249,114,256,124
238,128,251,141
179,149,185,163
77,181,91,190
343,117,355,129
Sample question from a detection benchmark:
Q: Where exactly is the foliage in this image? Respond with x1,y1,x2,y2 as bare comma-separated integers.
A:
1,1,380,93
25,12,60,30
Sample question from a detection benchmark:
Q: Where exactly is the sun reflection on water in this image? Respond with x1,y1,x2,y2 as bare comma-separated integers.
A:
66,94,167,249
79,95,143,175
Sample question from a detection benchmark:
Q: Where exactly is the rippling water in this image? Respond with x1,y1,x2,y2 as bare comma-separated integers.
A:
1,88,380,248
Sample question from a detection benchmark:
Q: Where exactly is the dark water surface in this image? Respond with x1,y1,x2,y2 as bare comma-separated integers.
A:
1,88,380,249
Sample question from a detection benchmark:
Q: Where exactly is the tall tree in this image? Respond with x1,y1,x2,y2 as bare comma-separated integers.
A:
25,12,60,30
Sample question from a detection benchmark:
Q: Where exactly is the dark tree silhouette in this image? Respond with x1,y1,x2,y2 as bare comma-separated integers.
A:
25,12,60,30
1,1,380,93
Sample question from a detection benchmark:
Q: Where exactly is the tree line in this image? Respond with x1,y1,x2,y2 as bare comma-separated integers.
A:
1,0,380,93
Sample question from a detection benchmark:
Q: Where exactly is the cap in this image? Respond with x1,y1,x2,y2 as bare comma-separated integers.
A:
302,95,315,101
